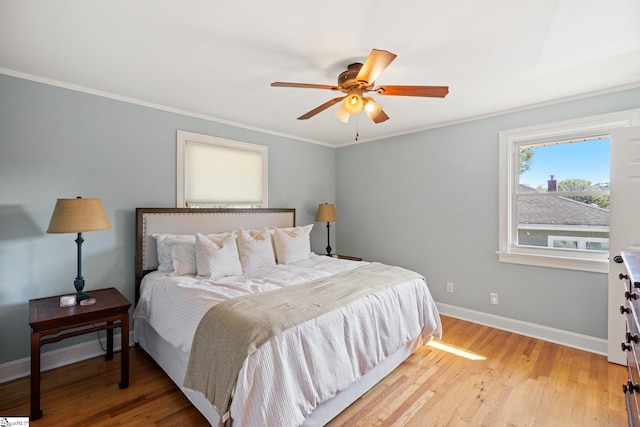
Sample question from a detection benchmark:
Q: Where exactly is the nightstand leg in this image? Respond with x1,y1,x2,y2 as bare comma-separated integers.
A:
106,320,113,360
119,315,129,388
30,332,42,420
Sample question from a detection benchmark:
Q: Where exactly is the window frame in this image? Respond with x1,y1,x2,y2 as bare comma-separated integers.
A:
498,109,639,273
176,130,268,208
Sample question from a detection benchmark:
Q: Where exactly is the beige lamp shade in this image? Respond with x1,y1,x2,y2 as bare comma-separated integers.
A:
47,198,112,233
315,203,338,222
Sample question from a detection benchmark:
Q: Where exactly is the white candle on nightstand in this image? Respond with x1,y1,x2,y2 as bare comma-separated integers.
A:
60,295,76,307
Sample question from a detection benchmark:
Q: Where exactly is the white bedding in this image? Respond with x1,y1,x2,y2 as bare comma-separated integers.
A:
133,254,442,426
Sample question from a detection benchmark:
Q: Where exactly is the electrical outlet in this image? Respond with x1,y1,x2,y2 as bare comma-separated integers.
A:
446,282,454,293
490,293,499,305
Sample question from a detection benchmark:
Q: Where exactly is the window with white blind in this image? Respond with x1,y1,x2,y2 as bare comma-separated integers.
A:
177,130,268,208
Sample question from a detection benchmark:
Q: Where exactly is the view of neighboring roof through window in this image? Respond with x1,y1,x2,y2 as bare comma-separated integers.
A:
516,137,610,253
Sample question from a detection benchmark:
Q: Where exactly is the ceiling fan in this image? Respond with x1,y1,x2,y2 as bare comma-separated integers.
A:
271,49,449,124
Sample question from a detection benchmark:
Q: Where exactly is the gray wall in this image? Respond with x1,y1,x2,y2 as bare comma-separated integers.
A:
336,86,640,339
0,74,336,364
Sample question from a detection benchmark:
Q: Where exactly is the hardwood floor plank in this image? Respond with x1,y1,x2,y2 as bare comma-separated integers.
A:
0,316,627,426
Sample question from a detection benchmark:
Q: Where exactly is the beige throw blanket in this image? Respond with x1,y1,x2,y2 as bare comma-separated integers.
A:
183,262,424,422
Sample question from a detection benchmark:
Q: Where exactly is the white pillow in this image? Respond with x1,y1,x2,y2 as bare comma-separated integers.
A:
273,224,313,264
153,234,195,273
170,240,197,275
236,228,276,272
195,232,242,279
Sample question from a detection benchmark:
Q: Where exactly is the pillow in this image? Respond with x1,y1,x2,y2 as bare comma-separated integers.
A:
273,224,313,264
268,228,277,262
236,227,276,272
170,240,197,276
195,232,242,279
153,234,195,273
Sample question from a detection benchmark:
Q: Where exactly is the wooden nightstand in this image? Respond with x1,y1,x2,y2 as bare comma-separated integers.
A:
334,254,363,261
29,287,131,420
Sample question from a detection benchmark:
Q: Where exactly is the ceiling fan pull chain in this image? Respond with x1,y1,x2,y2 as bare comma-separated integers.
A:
355,118,359,141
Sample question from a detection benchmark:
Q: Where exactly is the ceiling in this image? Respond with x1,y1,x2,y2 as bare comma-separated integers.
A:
1,1,640,147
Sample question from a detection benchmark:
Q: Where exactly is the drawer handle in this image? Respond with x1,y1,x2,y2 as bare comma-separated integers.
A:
622,342,633,352
623,381,640,394
621,305,631,315
620,273,630,280
626,291,638,300
615,255,624,263
627,332,639,343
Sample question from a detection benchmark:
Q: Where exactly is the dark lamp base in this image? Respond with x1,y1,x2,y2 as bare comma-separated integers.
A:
76,292,91,301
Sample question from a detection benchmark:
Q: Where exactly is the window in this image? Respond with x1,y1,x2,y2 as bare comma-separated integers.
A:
547,236,609,251
498,110,638,273
177,130,268,208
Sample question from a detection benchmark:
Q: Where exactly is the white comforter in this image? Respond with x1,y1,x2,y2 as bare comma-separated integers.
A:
133,254,442,426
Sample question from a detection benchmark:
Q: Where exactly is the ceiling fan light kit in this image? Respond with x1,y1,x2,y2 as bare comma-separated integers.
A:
334,106,350,123
271,49,449,125
343,91,364,115
363,97,382,120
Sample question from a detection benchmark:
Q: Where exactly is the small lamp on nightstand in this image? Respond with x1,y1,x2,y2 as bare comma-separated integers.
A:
315,203,338,257
47,197,111,301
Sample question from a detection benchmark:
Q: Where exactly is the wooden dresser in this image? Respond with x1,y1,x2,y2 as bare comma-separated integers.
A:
620,251,640,426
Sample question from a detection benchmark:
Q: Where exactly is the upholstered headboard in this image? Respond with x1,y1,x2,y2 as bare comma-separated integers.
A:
135,208,296,302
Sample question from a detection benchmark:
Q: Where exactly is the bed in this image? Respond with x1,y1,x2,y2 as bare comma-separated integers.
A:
133,207,441,426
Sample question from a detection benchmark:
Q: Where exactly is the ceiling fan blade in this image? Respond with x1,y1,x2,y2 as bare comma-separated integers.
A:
355,49,397,84
375,85,449,98
372,109,389,124
271,82,339,91
297,97,345,120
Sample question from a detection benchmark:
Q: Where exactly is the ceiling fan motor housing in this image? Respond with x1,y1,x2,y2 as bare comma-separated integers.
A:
338,63,365,89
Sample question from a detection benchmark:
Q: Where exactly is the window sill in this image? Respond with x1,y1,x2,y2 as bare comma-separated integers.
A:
497,250,608,273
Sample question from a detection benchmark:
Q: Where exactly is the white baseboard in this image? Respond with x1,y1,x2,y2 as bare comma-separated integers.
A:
436,303,607,355
0,331,131,384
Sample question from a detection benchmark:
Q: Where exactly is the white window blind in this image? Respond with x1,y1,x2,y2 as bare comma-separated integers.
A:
177,131,268,208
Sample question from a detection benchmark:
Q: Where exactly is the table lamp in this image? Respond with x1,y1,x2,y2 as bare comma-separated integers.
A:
315,203,338,256
47,197,111,301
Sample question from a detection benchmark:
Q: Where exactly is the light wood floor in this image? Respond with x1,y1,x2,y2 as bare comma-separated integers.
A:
0,316,628,426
